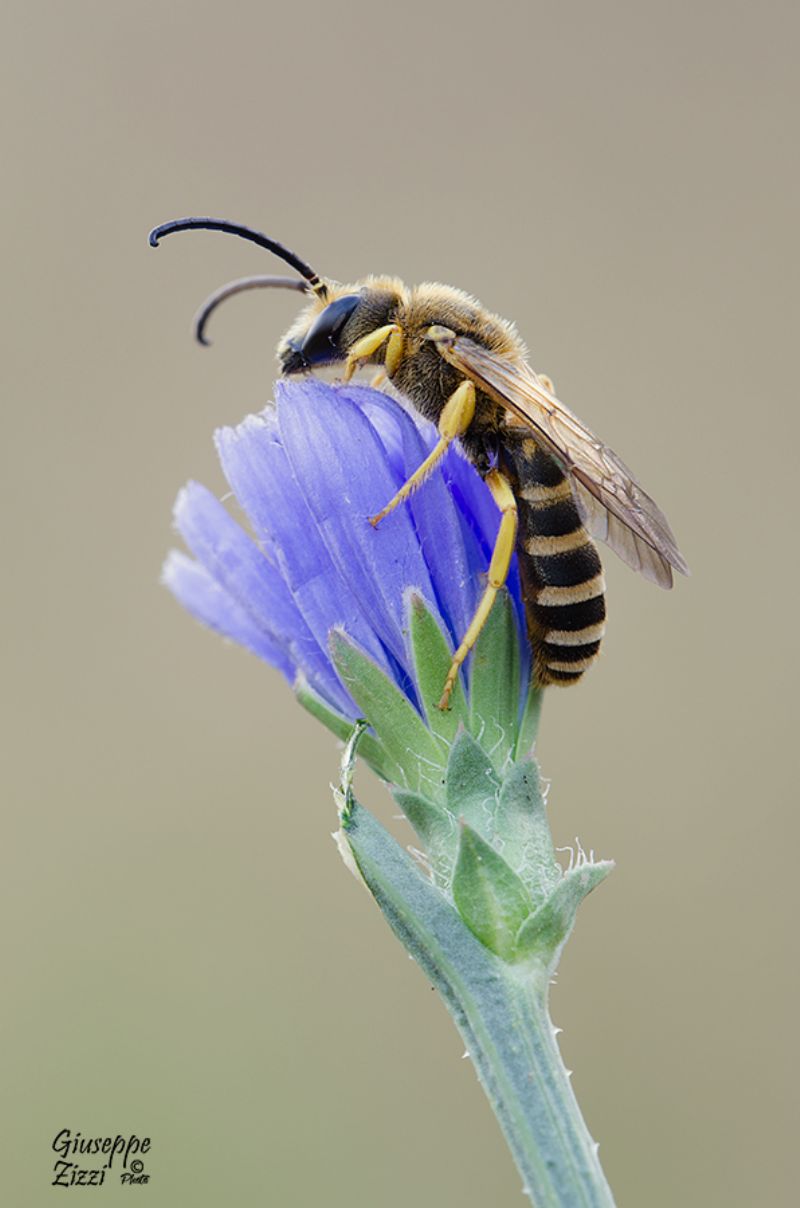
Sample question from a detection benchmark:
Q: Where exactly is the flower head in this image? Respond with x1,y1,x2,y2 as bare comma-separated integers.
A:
163,379,538,784
164,376,610,971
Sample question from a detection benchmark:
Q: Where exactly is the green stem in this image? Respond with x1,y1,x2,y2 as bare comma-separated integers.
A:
340,800,615,1207
466,967,614,1207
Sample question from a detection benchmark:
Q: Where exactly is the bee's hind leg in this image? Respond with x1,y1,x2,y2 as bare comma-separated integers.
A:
368,379,476,526
438,469,518,711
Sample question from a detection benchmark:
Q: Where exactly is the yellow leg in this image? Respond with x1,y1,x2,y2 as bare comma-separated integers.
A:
385,328,404,377
343,324,404,382
438,469,518,711
370,370,387,388
369,380,476,527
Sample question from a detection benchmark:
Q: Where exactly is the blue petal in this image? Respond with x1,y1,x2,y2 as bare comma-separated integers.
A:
334,384,409,481
275,380,444,671
215,408,398,686
162,550,295,681
172,481,353,713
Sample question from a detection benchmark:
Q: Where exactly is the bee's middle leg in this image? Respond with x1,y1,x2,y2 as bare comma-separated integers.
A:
438,469,518,711
369,380,476,527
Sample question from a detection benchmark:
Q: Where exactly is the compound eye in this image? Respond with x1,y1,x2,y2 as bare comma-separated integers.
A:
299,293,361,365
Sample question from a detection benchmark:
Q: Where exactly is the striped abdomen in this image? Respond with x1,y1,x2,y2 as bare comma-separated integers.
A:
502,440,606,686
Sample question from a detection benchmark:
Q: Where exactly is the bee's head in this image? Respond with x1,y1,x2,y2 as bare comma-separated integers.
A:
277,289,361,375
148,217,403,372
277,281,403,376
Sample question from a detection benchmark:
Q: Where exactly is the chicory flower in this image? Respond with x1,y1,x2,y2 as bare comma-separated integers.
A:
163,378,537,784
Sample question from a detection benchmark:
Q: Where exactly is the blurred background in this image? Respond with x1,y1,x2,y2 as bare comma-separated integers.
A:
2,1,797,1204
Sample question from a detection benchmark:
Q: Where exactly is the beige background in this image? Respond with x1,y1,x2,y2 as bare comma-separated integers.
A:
2,1,798,1204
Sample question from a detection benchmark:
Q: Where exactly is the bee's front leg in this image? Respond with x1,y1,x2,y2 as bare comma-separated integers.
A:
343,324,404,382
368,380,476,527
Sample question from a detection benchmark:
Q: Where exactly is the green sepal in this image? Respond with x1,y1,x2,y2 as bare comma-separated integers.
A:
391,786,456,888
453,822,534,961
515,860,614,966
295,679,403,785
515,685,543,760
329,629,448,802
407,590,469,743
494,759,561,903
468,590,521,774
445,729,501,837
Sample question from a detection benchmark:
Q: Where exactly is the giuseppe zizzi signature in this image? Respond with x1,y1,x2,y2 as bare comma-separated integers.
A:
51,1129,151,1186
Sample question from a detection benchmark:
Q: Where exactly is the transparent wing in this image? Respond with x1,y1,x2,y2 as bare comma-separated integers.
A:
430,329,689,588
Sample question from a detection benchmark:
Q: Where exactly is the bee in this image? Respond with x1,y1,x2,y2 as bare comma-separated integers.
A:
150,217,688,710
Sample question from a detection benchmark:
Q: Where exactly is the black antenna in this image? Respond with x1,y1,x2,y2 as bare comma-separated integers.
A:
148,217,328,298
193,275,308,346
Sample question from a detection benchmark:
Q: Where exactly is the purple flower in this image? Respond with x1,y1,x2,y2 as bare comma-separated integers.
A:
163,379,533,773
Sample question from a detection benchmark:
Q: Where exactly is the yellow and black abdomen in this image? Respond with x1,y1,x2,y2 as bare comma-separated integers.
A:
502,440,606,686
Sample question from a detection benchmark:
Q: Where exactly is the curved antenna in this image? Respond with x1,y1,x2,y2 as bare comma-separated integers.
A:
193,275,308,346
148,217,328,298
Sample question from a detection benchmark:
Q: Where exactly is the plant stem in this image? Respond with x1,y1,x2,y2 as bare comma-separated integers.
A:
460,965,615,1206
341,800,616,1206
